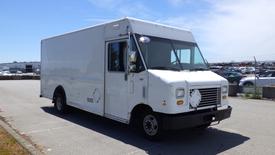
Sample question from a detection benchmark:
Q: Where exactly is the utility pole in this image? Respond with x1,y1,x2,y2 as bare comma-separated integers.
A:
254,56,257,95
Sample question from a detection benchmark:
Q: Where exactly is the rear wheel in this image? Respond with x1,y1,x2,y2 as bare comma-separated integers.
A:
141,111,163,140
54,93,67,114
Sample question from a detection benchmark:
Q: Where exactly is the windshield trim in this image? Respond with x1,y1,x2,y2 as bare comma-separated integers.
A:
132,33,148,70
194,44,209,70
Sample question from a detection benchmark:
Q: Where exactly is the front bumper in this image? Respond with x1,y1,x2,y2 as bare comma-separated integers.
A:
160,106,232,130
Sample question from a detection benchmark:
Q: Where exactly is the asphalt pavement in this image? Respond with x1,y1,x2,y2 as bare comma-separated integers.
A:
0,80,275,155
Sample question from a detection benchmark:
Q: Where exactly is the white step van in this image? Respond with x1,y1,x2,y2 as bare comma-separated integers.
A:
41,17,232,139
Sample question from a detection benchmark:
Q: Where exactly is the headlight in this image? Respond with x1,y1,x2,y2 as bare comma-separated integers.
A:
176,89,185,98
221,85,228,94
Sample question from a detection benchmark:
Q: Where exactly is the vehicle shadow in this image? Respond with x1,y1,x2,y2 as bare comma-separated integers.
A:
41,106,249,155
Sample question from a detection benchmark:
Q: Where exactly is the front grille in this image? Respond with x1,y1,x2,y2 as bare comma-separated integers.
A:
190,88,221,108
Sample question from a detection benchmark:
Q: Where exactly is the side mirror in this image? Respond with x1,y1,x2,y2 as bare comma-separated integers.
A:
128,51,137,73
139,36,150,44
129,51,137,63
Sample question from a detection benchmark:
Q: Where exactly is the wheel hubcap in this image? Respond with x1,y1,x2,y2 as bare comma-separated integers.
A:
143,114,158,136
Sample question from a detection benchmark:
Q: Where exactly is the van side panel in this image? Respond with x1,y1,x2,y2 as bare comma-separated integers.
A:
41,26,105,116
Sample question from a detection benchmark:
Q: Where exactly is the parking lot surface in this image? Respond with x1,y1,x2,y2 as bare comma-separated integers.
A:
0,80,275,155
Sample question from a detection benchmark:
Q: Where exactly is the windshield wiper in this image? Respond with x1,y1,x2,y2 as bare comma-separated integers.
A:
170,40,183,70
151,66,180,71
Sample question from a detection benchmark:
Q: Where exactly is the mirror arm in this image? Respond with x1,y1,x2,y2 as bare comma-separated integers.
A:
124,28,131,81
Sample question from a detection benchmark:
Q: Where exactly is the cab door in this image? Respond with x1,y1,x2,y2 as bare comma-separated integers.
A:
104,39,129,122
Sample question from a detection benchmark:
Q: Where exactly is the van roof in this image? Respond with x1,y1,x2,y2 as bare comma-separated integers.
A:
109,17,191,32
43,17,195,43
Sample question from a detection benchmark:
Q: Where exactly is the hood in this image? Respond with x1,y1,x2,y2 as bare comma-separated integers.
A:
148,70,227,86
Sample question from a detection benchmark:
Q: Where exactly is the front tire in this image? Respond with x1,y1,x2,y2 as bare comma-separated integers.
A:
54,93,67,114
141,111,163,140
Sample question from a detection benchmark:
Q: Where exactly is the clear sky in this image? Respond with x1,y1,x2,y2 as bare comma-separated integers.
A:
1,0,275,63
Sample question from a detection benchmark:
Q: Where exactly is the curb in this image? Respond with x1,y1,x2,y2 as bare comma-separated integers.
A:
0,119,43,155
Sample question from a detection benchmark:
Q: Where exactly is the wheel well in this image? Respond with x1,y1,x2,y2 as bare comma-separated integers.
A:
130,104,152,126
243,81,254,86
53,86,66,103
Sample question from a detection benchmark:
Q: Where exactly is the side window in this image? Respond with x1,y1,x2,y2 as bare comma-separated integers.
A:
108,41,127,72
267,73,272,77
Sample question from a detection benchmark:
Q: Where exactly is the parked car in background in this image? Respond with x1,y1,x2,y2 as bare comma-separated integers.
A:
218,71,244,84
209,66,222,73
238,67,255,74
246,67,256,74
239,70,275,87
2,71,12,76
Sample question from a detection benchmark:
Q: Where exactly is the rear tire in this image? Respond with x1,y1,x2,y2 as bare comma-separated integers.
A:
54,93,67,114
141,111,163,140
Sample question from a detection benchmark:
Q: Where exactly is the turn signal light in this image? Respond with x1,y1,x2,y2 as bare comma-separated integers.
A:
177,100,184,105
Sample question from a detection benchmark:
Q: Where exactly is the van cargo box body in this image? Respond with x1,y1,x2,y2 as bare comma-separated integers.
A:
41,17,231,139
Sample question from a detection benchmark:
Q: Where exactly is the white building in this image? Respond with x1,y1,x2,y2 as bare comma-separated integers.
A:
0,61,40,73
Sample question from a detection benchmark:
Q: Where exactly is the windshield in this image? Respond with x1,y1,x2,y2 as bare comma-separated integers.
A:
260,71,275,77
135,34,208,71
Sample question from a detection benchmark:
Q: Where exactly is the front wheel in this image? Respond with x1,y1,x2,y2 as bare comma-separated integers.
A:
141,112,163,140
